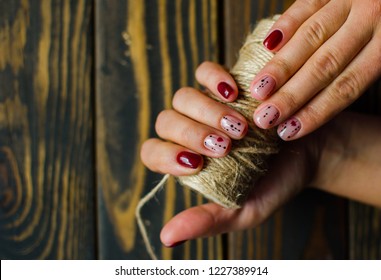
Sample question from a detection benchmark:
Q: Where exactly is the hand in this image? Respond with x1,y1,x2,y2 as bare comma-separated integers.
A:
141,62,381,247
250,0,381,140
141,62,319,247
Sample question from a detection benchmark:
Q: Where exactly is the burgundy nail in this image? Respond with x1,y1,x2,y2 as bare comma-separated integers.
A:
217,82,234,99
277,118,301,140
166,240,187,248
176,151,202,169
251,75,276,99
263,29,283,51
255,105,280,129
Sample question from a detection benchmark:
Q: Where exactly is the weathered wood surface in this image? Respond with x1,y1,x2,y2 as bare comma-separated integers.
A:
95,0,222,259
0,0,380,260
0,0,95,259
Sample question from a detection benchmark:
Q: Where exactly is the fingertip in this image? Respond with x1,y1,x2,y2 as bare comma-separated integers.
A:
217,81,238,101
195,61,238,102
263,28,284,52
250,75,277,100
277,117,302,141
253,104,281,129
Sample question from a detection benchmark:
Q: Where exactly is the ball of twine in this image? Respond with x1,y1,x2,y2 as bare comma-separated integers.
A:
177,16,280,209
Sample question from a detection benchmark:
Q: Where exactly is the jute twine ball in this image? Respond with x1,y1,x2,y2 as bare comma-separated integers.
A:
177,16,280,209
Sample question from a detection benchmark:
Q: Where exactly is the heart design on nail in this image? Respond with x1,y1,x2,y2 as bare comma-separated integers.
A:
217,137,224,142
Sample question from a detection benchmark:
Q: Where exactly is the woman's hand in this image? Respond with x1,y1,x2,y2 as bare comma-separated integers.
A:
141,62,317,247
251,0,381,140
141,62,381,247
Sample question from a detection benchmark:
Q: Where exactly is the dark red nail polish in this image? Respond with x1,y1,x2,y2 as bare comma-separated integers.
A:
167,240,187,248
263,29,283,51
176,152,202,169
217,82,234,99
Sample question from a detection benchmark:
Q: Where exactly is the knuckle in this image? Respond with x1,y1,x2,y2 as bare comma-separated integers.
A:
301,19,328,47
312,50,340,82
278,89,300,112
302,104,322,127
271,57,293,78
180,125,199,147
196,99,215,120
330,71,361,104
301,0,328,10
371,1,381,17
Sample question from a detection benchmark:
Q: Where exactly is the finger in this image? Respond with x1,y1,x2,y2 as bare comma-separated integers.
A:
251,0,350,100
254,13,372,130
278,29,381,140
173,87,248,139
141,139,203,175
156,110,231,157
195,61,238,102
262,0,331,52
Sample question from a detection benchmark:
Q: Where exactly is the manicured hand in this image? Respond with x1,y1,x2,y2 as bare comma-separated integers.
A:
141,62,247,177
141,62,319,247
251,0,381,140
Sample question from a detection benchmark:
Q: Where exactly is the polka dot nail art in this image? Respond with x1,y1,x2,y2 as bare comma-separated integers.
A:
255,105,280,129
278,118,301,140
221,115,246,138
204,134,229,155
251,75,276,99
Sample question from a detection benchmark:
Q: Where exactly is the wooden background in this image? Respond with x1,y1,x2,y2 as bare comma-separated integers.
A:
0,0,380,259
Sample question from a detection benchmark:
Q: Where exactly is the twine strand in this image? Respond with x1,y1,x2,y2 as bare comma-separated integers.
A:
135,174,170,260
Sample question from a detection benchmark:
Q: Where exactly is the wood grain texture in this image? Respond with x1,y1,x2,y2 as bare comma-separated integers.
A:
95,0,222,259
0,0,95,259
1,0,379,260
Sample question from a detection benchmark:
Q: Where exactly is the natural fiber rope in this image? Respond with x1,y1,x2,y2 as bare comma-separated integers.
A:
136,16,281,259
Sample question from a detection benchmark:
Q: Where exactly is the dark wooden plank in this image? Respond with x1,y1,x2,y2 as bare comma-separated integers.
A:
95,0,222,259
0,0,95,259
224,0,348,259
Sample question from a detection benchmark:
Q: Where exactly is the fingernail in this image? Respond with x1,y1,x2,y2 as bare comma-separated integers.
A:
263,29,283,51
251,75,276,99
255,105,280,128
166,240,187,248
217,82,234,99
278,118,301,140
221,115,246,138
204,134,230,154
176,151,202,169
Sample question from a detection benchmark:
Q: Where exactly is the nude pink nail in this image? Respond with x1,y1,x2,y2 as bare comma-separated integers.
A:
204,134,229,154
255,105,280,128
278,118,301,140
251,76,276,99
221,115,246,137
